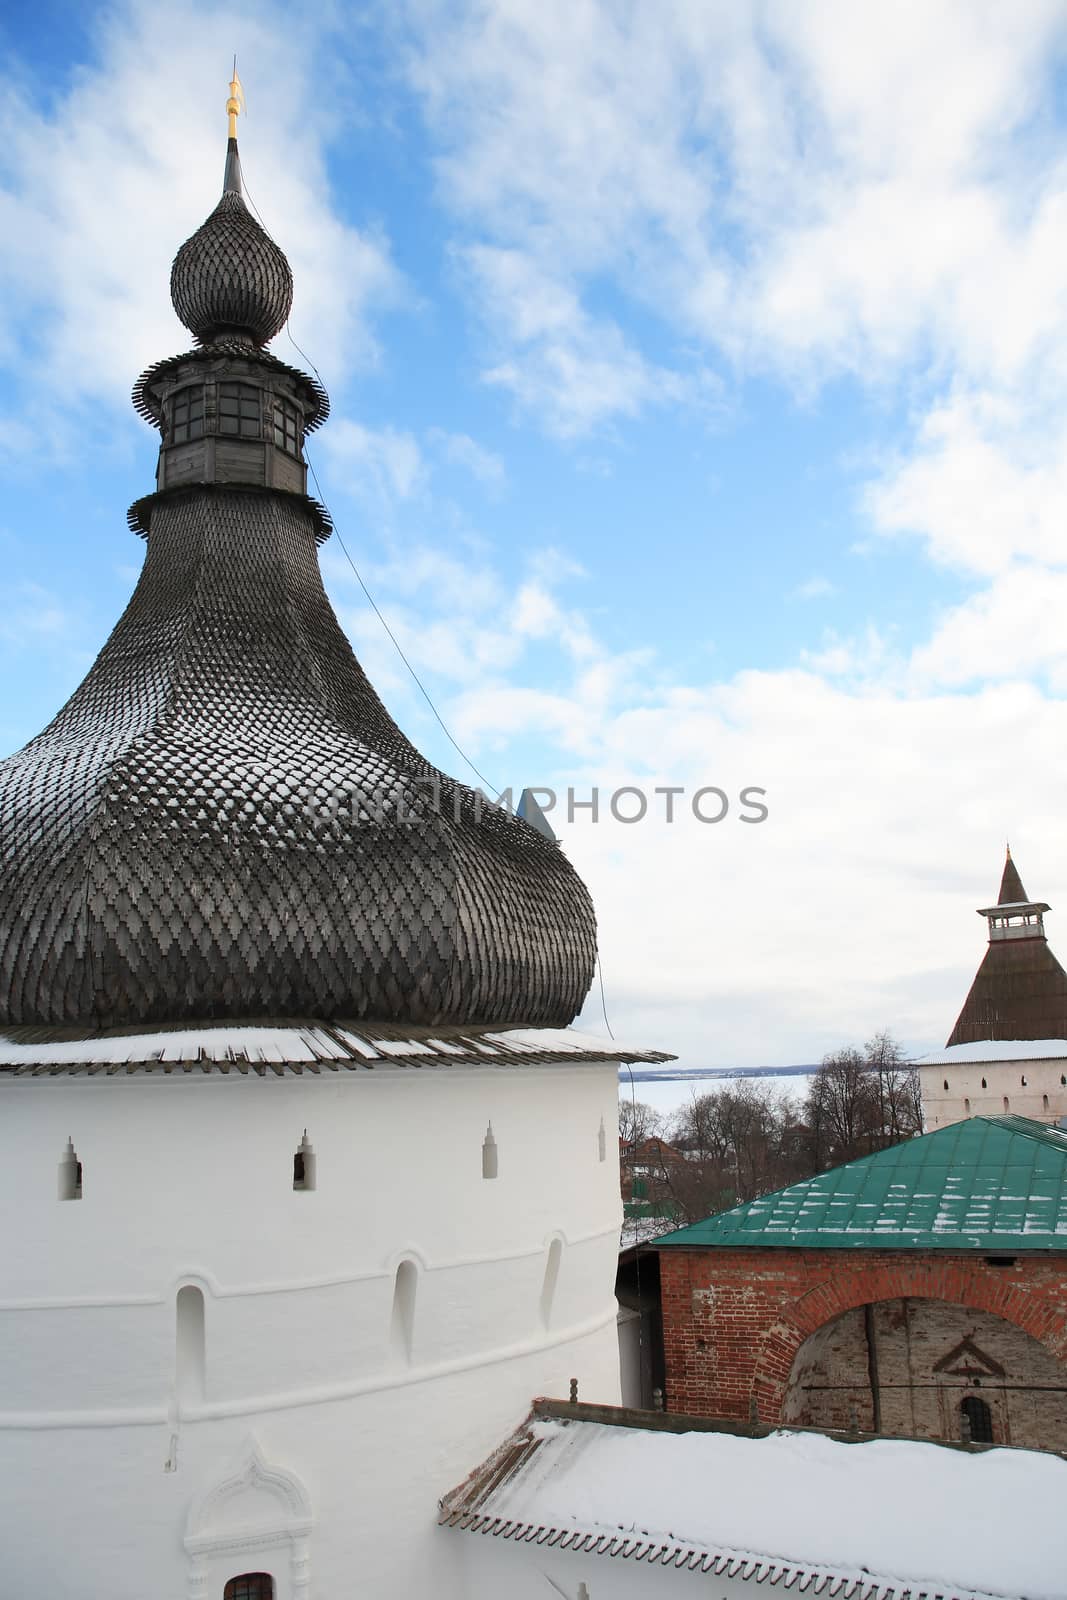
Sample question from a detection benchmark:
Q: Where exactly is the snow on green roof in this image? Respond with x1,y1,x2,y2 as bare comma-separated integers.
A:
657,1116,1067,1252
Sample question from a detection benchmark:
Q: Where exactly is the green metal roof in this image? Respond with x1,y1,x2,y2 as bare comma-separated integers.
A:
656,1116,1067,1252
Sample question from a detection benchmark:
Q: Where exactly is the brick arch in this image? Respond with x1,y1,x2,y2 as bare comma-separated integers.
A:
750,1257,1067,1422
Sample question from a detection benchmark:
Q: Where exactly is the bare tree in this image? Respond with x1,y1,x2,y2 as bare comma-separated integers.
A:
665,1081,804,1222
806,1032,921,1168
865,1029,922,1142
618,1098,662,1151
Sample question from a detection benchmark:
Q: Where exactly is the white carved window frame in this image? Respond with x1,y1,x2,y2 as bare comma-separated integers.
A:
184,1437,313,1600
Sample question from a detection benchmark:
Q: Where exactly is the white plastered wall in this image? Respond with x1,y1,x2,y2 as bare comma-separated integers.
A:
0,1061,622,1598
920,1059,1067,1128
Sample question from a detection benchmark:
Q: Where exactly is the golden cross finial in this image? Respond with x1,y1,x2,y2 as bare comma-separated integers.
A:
227,59,245,140
1006,841,1012,859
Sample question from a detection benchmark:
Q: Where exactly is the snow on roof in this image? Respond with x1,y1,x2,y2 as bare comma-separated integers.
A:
441,1413,1067,1600
919,1038,1067,1065
0,1020,671,1074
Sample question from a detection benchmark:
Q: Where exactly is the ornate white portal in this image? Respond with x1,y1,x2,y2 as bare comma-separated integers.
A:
184,1437,313,1600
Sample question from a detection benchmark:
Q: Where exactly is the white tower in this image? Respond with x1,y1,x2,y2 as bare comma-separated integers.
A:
921,848,1067,1128
0,83,664,1599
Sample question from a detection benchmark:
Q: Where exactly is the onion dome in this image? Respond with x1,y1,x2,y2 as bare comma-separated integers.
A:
170,139,293,345
0,107,596,1032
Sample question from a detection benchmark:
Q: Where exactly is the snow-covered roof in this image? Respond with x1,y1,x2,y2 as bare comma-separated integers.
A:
441,1409,1067,1600
919,1038,1067,1065
0,1021,670,1075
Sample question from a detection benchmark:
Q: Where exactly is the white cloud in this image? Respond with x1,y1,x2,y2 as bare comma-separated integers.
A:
404,2,1067,397
0,0,401,430
427,428,506,487
316,525,1067,1066
320,420,426,503
460,244,695,436
0,582,74,643
910,564,1067,691
867,390,1067,576
792,576,835,601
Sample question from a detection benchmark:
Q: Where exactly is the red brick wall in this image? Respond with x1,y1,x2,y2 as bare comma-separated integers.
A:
658,1246,1067,1426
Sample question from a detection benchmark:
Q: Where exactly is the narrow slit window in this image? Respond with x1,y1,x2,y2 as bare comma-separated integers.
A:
964,1097,971,1115
58,1137,82,1201
293,1130,316,1191
981,1077,988,1088
176,1285,205,1408
224,1578,274,1600
482,1123,498,1180
390,1260,417,1364
1021,1075,1028,1087
1003,1096,1010,1113
1043,1094,1050,1113
218,381,260,438
943,1078,949,1091
169,385,204,444
540,1238,563,1330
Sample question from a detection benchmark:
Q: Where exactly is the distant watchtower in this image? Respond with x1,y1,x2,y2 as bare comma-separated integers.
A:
920,848,1067,1129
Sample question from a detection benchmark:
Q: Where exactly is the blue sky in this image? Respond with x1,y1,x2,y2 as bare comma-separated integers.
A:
3,1,1067,1066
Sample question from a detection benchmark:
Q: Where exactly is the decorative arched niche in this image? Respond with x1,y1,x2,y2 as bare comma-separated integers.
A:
184,1436,313,1600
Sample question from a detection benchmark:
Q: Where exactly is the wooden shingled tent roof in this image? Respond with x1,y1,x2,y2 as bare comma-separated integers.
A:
947,849,1067,1047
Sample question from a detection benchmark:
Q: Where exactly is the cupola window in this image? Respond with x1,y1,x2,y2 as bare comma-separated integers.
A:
169,385,205,443
273,398,301,456
224,1577,274,1600
218,381,260,437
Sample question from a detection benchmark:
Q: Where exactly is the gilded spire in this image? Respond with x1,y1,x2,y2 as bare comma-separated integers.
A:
226,61,244,141
223,63,244,196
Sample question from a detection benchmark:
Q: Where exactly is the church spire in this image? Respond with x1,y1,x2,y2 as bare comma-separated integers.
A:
170,71,292,348
998,844,1028,907
224,63,243,195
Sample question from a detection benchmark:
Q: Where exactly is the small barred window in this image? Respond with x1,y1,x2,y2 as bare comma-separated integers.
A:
218,382,260,438
170,386,205,444
273,398,301,456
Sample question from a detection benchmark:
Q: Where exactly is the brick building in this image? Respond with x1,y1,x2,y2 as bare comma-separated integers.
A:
656,1115,1067,1451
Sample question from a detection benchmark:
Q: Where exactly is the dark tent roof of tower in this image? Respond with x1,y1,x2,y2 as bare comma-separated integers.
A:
0,129,598,1033
946,938,1067,1045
